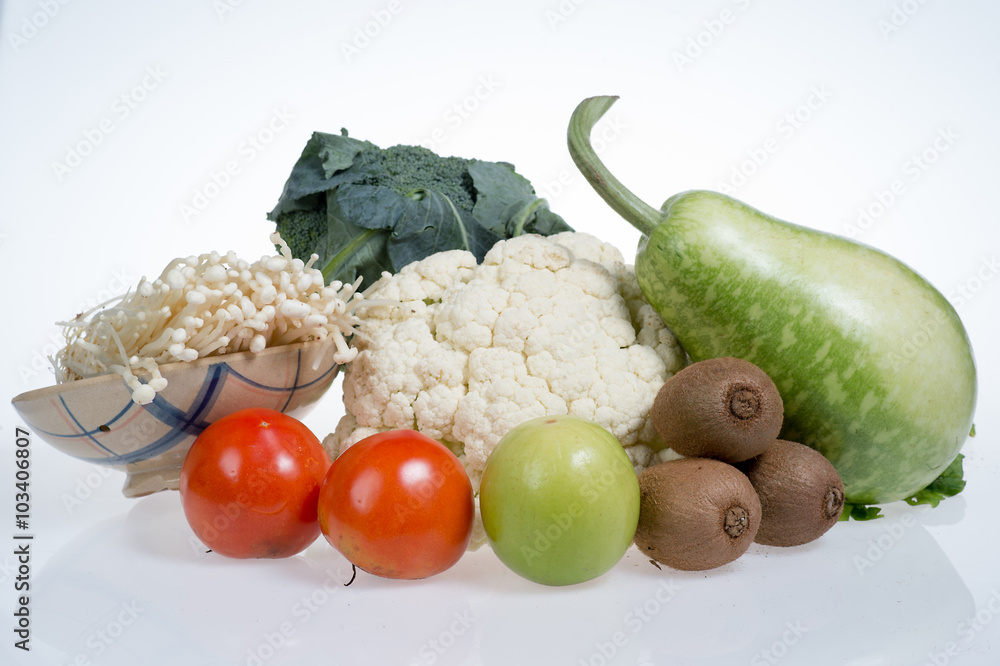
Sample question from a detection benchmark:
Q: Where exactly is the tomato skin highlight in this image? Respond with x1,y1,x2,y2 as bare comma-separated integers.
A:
179,407,331,559
318,430,475,580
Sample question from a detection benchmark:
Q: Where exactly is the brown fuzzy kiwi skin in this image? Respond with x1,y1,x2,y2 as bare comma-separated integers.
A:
651,357,784,464
738,439,845,547
635,458,762,571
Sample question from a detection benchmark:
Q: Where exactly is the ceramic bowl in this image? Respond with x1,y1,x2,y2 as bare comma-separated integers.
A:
11,339,340,497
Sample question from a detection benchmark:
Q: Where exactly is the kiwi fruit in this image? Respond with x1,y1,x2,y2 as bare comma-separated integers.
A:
634,458,761,571
650,357,784,463
738,439,845,547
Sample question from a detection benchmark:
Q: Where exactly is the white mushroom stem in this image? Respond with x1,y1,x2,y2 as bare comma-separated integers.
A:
52,233,369,404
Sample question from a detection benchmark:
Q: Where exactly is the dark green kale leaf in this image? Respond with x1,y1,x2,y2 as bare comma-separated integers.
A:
268,129,571,287
467,160,574,238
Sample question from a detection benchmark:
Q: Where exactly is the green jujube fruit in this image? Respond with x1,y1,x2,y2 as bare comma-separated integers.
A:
567,95,977,507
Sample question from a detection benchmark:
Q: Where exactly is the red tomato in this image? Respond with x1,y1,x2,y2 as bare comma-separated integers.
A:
179,407,331,559
318,430,475,579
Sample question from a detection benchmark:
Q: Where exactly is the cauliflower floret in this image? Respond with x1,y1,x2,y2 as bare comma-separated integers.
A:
325,232,687,548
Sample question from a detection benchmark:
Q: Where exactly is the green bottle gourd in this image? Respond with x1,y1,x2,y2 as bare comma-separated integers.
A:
568,95,977,507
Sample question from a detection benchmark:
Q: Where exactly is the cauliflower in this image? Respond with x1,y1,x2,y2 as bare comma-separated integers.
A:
326,232,686,546
328,230,686,483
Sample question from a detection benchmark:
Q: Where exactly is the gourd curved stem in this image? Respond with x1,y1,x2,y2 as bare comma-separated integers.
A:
567,95,662,237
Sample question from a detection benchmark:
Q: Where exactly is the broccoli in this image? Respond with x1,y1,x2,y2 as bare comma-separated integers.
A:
267,129,572,287
273,207,327,270
365,145,477,214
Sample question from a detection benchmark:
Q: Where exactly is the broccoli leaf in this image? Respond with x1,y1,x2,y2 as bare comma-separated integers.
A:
467,160,536,235
268,130,374,219
388,189,501,270
518,204,575,237
467,160,574,238
322,226,393,289
321,189,394,287
317,129,370,178
268,129,572,287
332,183,404,231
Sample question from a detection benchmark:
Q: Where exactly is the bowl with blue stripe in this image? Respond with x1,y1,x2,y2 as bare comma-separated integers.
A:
12,339,340,497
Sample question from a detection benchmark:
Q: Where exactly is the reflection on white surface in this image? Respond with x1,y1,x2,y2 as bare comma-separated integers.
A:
31,492,976,665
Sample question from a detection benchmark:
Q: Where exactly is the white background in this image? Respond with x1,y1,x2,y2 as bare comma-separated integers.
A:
2,1,998,664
